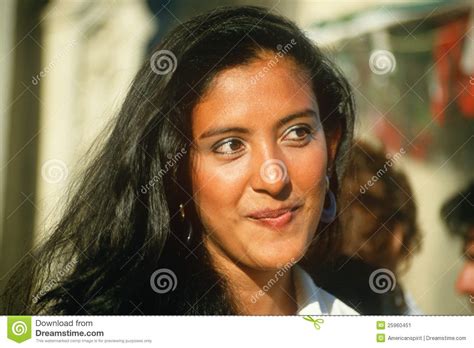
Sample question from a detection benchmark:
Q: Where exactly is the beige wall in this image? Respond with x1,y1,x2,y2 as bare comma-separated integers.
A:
0,0,16,253
401,159,470,314
34,0,154,242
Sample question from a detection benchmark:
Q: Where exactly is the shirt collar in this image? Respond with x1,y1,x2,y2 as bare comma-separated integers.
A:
294,264,326,314
293,264,358,315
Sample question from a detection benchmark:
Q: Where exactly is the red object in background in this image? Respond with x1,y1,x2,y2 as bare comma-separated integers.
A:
409,132,433,160
374,116,403,153
458,76,474,117
431,14,474,125
375,116,432,161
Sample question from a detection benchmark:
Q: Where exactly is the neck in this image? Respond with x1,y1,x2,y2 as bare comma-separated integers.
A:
205,240,298,315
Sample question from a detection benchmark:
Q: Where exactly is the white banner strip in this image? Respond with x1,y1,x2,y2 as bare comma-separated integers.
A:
1,316,473,347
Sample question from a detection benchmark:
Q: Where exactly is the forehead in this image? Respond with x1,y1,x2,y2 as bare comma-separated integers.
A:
192,55,318,133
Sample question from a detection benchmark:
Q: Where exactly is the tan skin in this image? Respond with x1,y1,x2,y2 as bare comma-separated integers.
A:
188,52,341,315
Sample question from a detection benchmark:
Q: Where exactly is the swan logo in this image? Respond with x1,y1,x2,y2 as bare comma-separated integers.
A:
7,316,32,343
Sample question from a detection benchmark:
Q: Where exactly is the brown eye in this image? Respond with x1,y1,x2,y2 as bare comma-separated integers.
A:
294,128,309,138
213,139,245,155
284,126,312,142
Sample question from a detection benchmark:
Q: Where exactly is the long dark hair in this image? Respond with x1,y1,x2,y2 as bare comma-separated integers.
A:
1,6,355,315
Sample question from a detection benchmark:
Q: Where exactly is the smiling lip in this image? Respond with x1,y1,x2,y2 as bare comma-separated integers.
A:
246,205,301,229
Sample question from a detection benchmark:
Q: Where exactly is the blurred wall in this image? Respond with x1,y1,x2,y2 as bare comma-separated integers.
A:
0,0,16,254
0,0,47,294
401,159,469,314
34,0,155,241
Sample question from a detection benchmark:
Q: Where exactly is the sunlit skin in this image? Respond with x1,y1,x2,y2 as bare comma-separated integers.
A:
189,52,340,315
456,231,474,310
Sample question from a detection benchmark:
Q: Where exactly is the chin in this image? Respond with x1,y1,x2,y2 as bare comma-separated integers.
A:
245,244,306,271
247,230,312,269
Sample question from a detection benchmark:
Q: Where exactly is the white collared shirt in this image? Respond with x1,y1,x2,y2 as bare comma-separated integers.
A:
294,265,359,315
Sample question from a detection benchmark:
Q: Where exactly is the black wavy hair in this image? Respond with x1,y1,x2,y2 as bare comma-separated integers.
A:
441,181,474,241
1,6,355,315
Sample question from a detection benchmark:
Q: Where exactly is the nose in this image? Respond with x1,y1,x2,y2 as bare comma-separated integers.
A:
455,261,474,297
249,143,290,197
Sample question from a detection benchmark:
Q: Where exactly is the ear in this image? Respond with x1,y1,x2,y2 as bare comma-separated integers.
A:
326,123,342,175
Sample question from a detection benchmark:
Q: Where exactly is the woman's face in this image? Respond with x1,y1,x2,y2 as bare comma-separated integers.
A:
190,53,338,271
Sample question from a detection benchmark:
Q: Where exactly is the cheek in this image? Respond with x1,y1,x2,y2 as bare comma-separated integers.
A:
290,142,328,236
191,154,247,222
287,141,328,194
456,263,474,293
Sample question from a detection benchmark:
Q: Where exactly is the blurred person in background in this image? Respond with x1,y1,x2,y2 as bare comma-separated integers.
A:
316,140,423,314
441,181,474,309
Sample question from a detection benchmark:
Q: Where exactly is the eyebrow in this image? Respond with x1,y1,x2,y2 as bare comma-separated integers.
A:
198,109,319,140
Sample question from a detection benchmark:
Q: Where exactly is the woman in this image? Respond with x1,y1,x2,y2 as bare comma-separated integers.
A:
1,6,356,315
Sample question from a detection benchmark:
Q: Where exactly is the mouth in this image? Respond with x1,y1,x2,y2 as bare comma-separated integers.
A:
246,204,302,229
